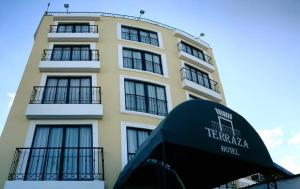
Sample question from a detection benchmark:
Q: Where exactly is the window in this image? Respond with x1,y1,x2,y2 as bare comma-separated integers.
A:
56,23,90,33
43,77,92,104
124,79,168,116
123,48,163,75
121,26,159,46
26,125,93,180
51,45,91,61
184,64,214,90
180,41,207,62
126,127,152,161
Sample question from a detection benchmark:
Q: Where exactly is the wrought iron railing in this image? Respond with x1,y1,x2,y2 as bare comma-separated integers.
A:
8,147,104,181
49,25,98,33
29,86,101,104
41,49,99,61
44,12,209,47
178,42,214,65
125,94,168,116
180,67,220,93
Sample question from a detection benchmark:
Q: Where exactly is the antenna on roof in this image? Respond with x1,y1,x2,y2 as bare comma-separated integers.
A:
46,1,51,14
64,4,69,13
139,10,145,19
197,33,205,39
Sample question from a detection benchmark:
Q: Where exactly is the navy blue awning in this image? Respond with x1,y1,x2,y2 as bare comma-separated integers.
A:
114,100,290,189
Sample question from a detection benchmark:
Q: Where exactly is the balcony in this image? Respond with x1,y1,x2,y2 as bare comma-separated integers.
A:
178,42,215,72
5,147,104,189
25,86,103,119
39,49,100,72
48,25,99,42
180,68,223,102
173,29,210,50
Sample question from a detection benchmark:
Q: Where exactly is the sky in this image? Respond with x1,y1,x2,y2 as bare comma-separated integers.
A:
0,0,300,174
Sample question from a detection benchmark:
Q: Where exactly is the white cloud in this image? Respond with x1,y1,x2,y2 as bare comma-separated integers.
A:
257,128,284,150
278,155,300,174
8,92,16,108
288,132,300,145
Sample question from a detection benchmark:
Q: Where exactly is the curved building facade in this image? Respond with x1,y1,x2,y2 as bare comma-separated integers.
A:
0,12,226,189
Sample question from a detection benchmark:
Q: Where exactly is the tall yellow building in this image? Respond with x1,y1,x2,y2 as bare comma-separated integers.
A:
0,12,229,189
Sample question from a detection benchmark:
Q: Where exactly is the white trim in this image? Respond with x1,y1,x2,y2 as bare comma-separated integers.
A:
48,42,96,50
185,91,209,101
54,21,96,25
40,73,97,86
4,180,104,189
117,23,163,49
120,75,172,120
120,121,156,169
118,44,168,78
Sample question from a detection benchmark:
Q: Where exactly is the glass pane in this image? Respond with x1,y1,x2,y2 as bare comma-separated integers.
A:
147,85,157,114
79,127,92,180
26,127,50,180
43,78,57,104
145,53,153,72
156,87,167,115
44,128,63,180
132,51,142,70
130,29,138,41
55,79,68,104
80,78,92,104
123,49,133,68
140,31,150,44
125,81,136,110
61,47,71,61
135,83,146,112
69,79,80,104
63,128,79,180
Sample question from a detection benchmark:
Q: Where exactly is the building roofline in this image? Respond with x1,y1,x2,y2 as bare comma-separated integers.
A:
42,11,209,47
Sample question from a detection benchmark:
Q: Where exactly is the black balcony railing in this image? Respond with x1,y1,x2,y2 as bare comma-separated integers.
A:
125,94,168,116
178,42,214,65
8,147,104,181
29,86,101,104
49,25,98,33
42,49,99,61
180,67,220,93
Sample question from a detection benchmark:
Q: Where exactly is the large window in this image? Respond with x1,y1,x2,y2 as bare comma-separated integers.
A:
51,45,91,61
43,77,92,104
126,127,152,161
26,125,93,180
124,79,168,116
121,26,159,46
180,42,206,61
123,48,163,75
184,64,213,90
56,23,90,33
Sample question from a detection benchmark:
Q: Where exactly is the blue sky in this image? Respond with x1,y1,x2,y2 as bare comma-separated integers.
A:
0,0,300,173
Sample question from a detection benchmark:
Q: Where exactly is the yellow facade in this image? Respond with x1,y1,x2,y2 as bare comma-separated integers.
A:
0,13,226,189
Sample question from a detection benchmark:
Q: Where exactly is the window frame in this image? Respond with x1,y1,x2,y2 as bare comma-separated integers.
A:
42,76,92,104
121,25,160,47
51,45,91,61
56,23,90,33
126,127,152,162
123,47,163,75
181,41,205,61
124,79,168,116
25,124,93,181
